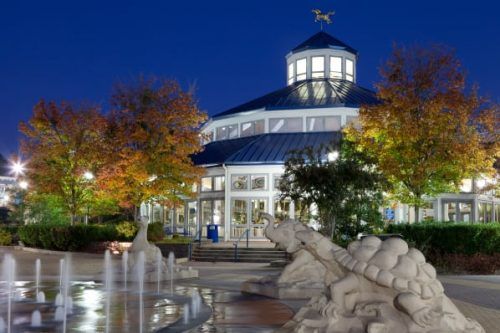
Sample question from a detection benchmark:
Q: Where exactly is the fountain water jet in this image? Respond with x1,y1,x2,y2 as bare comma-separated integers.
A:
156,250,162,294
35,258,41,296
58,258,64,292
62,253,72,333
191,290,201,318
36,291,46,303
183,304,190,325
2,253,15,333
31,310,42,327
168,252,175,295
122,250,128,290
54,306,64,322
137,251,145,333
104,250,113,333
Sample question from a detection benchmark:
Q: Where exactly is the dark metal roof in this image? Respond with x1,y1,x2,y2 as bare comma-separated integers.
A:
213,79,378,119
191,136,257,166
192,132,341,166
291,31,358,55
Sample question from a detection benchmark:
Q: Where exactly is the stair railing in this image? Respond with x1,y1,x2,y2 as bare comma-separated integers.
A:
188,228,203,261
233,228,250,262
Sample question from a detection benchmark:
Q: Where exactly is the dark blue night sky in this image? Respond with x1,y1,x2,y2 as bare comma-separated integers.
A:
1,0,499,157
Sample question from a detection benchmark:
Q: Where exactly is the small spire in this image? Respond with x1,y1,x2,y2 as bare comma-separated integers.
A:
312,9,335,31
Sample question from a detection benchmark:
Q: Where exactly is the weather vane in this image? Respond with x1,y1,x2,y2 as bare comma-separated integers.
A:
312,9,335,30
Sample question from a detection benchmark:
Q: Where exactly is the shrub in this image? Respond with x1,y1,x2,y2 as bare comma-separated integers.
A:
155,235,192,244
18,223,119,251
115,221,138,241
386,222,500,255
147,222,164,242
0,228,12,245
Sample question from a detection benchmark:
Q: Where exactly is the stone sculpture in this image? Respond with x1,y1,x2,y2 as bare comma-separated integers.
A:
256,216,485,333
126,215,198,282
240,214,328,299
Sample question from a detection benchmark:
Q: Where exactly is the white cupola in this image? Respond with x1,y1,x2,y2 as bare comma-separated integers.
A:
285,31,358,85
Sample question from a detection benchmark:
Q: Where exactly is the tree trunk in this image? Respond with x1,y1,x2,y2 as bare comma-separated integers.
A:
134,206,139,222
331,215,336,240
414,205,420,223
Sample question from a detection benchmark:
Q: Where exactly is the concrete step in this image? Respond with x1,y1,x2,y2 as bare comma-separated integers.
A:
191,246,288,263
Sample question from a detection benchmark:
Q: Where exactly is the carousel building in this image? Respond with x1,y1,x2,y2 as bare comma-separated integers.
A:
141,30,499,241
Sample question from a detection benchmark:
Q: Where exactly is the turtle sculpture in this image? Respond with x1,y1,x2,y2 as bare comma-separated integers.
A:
279,228,485,333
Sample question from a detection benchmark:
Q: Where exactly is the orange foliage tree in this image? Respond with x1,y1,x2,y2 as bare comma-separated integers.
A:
99,78,207,217
345,45,499,222
19,101,109,223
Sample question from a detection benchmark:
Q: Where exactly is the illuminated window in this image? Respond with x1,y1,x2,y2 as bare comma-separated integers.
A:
346,59,354,82
307,116,341,132
216,124,238,140
296,58,307,81
288,63,295,85
241,120,264,137
231,175,248,190
330,56,342,79
251,175,267,190
269,118,303,133
311,56,325,78
214,176,225,191
201,177,212,192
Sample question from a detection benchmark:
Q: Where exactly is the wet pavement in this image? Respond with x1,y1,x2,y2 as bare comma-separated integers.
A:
1,247,499,332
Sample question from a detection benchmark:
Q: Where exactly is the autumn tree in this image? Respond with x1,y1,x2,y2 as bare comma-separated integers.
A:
100,78,207,216
280,140,387,241
345,45,499,222
19,101,109,223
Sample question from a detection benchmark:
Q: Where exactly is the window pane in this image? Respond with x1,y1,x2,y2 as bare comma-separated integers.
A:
324,116,341,131
486,203,493,223
443,202,456,222
175,204,185,233
288,63,294,79
228,124,238,138
274,198,291,221
201,177,212,192
270,118,303,133
312,56,325,77
346,59,354,75
231,199,247,238
296,58,306,75
330,56,342,76
187,201,197,236
241,122,254,137
307,117,324,131
201,200,212,226
346,74,354,82
459,202,471,222
478,203,485,223
254,120,265,134
231,175,248,190
214,176,225,191
216,126,228,140
251,175,266,190
213,200,225,237
273,175,283,190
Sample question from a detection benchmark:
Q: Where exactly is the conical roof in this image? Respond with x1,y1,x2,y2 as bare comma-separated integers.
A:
291,31,358,55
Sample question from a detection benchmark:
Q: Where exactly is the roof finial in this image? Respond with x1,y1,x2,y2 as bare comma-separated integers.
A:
312,9,335,31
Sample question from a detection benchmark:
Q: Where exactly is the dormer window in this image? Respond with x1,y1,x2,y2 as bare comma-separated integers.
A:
311,56,325,78
296,58,307,81
330,56,342,79
346,59,354,82
288,63,295,85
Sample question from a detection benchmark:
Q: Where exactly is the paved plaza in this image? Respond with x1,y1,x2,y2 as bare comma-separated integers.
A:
1,247,499,332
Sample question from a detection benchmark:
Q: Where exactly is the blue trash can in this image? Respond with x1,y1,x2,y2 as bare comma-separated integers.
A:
207,224,219,243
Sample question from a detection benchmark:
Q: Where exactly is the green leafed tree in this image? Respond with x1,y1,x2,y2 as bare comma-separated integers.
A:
345,44,499,222
280,140,387,242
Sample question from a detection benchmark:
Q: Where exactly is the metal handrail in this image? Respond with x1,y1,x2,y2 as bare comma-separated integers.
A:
233,228,250,262
188,228,203,261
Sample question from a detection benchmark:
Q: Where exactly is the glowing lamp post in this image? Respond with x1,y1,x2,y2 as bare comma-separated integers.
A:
10,160,26,178
83,171,94,224
327,150,339,162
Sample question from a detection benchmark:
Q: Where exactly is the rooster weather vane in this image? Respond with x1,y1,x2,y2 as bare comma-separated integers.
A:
312,9,335,30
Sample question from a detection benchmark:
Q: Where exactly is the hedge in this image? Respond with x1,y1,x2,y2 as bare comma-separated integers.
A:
386,222,500,255
16,222,166,251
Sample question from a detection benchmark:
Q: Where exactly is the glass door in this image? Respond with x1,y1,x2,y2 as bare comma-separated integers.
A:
187,201,198,237
231,198,268,239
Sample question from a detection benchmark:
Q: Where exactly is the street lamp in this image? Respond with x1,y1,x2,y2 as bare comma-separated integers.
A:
10,160,26,177
327,150,339,162
83,171,94,225
19,181,28,190
83,171,94,180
